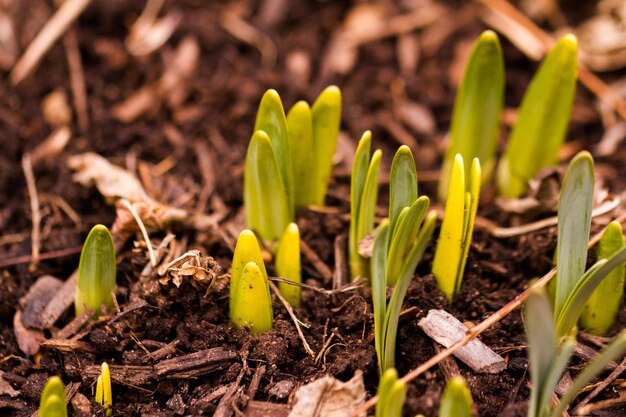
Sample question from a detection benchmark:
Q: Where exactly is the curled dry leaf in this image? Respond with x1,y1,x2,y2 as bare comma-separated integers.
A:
157,249,224,291
68,152,150,202
112,200,186,242
0,371,19,398
288,371,366,417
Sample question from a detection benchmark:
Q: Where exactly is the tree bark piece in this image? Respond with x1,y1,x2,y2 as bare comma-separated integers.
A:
418,309,506,374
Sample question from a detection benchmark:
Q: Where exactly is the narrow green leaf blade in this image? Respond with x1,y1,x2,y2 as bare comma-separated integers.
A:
275,223,302,308
439,30,504,201
352,147,382,280
75,225,116,317
432,154,465,302
556,243,626,338
231,261,273,335
383,211,436,370
439,375,473,417
497,35,578,198
552,331,626,417
311,85,342,205
371,220,390,375
243,130,291,243
386,196,429,286
554,151,594,321
389,145,418,235
254,89,294,216
537,338,575,417
287,101,314,209
456,158,481,295
580,221,625,335
524,288,557,417
349,131,372,279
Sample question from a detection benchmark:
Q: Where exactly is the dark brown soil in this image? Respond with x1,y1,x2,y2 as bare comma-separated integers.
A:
1,0,626,416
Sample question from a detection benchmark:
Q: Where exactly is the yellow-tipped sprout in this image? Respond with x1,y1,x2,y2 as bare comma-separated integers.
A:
439,376,473,417
439,30,504,201
229,230,273,334
275,223,302,307
432,155,481,303
39,376,67,417
95,362,112,416
75,225,116,317
580,221,625,335
497,35,578,198
375,368,406,417
349,131,382,280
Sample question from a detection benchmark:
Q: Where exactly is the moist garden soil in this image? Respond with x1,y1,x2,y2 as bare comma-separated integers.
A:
1,0,626,416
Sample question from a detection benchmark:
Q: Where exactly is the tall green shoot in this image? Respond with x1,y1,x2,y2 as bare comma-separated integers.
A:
349,131,382,280
432,155,481,302
75,224,116,317
497,35,578,198
372,212,437,373
439,30,504,201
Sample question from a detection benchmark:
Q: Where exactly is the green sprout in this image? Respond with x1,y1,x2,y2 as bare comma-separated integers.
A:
439,375,473,417
386,146,418,286
438,30,504,201
246,87,341,243
229,230,273,334
432,155,481,303
286,86,342,209
244,129,291,245
372,212,437,373
497,35,578,198
95,362,112,416
275,222,302,308
309,86,342,206
550,152,626,338
39,376,67,417
375,368,406,417
525,288,626,417
349,131,382,280
75,224,116,317
580,221,625,335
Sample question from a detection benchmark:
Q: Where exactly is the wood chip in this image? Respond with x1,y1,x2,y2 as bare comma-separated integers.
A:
19,275,63,328
246,401,290,417
418,309,506,374
35,271,77,329
154,347,237,379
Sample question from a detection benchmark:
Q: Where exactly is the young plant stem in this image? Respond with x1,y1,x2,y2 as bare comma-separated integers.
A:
350,212,626,417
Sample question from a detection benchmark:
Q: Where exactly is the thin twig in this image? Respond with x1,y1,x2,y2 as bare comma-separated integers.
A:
268,281,315,358
119,199,157,267
10,0,92,85
350,212,626,416
575,356,626,412
21,154,41,272
300,239,333,283
0,245,83,268
62,28,89,132
483,196,620,238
